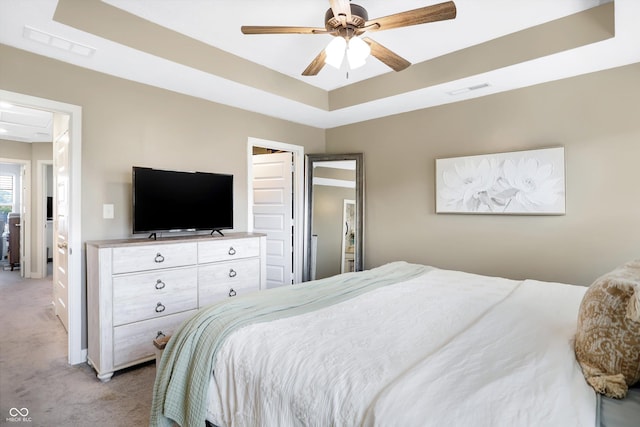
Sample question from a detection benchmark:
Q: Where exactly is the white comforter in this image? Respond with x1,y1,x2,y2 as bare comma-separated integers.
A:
206,268,596,427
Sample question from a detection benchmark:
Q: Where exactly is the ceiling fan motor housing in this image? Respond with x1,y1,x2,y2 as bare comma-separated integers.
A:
325,3,368,34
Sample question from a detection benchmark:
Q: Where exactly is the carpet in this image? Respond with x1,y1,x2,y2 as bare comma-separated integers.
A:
0,269,156,426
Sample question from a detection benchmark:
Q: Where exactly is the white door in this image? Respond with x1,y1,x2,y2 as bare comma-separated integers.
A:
252,152,293,288
52,113,70,331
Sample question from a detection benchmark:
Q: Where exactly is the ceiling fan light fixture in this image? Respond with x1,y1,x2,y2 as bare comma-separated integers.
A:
325,36,347,68
242,1,458,76
346,36,370,69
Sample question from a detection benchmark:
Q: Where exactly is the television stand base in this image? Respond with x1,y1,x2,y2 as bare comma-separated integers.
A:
211,229,224,237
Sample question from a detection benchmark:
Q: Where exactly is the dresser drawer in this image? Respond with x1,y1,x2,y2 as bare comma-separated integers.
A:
112,267,198,326
113,310,195,368
112,242,197,274
198,238,260,264
198,258,260,307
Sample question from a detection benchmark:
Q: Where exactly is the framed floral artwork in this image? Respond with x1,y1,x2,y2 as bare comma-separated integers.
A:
435,147,565,215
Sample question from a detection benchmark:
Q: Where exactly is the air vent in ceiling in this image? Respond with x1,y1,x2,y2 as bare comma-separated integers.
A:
23,26,96,57
447,83,490,96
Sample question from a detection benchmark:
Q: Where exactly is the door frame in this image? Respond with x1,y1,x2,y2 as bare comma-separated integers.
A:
0,90,83,365
36,160,53,278
0,158,30,277
247,137,304,284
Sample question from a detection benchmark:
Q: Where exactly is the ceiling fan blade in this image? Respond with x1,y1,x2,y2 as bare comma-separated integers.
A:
241,26,329,35
363,38,411,72
365,1,456,32
329,0,352,28
302,49,328,76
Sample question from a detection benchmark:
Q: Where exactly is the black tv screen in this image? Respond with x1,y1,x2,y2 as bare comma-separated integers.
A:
132,166,233,235
46,196,53,220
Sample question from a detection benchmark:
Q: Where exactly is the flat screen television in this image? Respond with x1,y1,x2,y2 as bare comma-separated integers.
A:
46,196,53,220
132,166,233,236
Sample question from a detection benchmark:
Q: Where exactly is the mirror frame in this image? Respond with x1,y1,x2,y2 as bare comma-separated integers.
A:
303,153,364,281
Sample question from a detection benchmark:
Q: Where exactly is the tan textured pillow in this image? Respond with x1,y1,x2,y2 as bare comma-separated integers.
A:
574,259,640,398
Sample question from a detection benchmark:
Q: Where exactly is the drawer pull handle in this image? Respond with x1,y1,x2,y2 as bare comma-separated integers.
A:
156,331,165,339
155,302,166,313
228,247,236,256
154,253,165,263
228,288,236,297
155,279,166,290
229,268,237,278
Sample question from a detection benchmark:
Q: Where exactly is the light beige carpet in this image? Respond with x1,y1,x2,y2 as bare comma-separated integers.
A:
0,269,156,426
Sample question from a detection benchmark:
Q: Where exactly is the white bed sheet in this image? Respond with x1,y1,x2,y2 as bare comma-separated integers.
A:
205,268,596,427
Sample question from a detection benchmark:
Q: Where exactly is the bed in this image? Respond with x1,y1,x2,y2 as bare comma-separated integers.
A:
150,261,639,427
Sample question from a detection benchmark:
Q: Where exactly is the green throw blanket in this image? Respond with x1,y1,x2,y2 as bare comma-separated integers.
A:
150,261,430,427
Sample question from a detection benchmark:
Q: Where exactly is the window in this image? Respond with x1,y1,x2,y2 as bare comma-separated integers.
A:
0,174,15,220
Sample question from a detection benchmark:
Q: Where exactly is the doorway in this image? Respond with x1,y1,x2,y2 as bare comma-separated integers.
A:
0,139,54,283
0,89,83,365
247,137,304,285
0,160,29,276
36,162,54,278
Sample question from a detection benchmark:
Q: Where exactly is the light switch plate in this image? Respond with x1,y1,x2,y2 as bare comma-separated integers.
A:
103,204,114,219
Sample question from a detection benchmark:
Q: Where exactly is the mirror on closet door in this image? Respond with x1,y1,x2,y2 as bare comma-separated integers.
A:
304,153,364,282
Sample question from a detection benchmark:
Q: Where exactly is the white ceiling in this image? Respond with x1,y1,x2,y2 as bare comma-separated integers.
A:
0,102,53,143
102,0,607,92
1,0,639,142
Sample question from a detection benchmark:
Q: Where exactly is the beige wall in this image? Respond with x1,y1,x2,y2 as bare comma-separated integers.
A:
1,44,325,348
1,139,33,159
3,41,640,344
0,44,325,244
327,62,640,286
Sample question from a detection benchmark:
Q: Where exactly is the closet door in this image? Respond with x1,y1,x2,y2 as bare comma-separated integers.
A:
252,152,293,288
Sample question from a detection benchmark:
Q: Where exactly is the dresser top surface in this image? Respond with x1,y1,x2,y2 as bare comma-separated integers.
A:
86,232,265,248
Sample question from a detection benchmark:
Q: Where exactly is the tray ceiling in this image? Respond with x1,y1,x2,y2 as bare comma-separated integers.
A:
1,0,639,141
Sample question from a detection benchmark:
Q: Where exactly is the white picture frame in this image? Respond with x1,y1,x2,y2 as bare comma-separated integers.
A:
435,147,565,215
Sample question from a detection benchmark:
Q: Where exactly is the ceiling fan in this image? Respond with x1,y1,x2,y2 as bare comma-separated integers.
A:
241,0,457,76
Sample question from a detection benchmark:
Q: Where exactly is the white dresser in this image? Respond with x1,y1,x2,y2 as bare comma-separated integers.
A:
86,233,266,381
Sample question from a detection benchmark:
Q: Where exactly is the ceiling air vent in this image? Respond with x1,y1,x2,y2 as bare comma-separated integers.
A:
23,26,96,57
447,83,490,96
